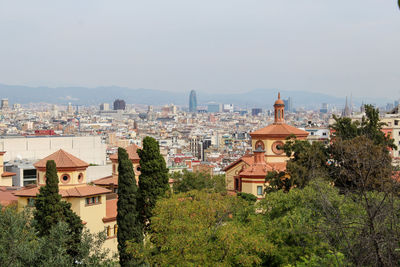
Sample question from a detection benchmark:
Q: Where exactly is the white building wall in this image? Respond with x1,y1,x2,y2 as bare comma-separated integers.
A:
0,136,107,165
86,165,112,182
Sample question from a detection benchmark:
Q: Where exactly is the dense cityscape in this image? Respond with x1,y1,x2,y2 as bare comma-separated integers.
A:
1,1,400,266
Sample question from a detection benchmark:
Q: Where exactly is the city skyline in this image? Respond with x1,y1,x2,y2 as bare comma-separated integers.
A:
0,1,399,99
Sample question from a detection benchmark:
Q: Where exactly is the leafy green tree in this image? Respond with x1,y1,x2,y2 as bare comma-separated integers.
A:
0,206,116,267
117,147,143,266
171,170,226,194
0,206,38,266
282,138,329,189
128,191,273,266
311,176,400,266
33,160,83,261
137,136,169,225
330,136,393,190
259,182,335,266
237,192,257,203
265,170,290,193
331,104,396,149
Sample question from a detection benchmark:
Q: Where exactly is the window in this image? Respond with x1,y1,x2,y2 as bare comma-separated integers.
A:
78,173,84,183
60,174,70,184
257,186,263,196
85,196,101,205
27,198,35,207
114,224,118,236
395,120,399,126
106,226,111,237
234,178,239,191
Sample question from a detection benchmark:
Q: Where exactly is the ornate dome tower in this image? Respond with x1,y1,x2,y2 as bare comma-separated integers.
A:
274,92,285,124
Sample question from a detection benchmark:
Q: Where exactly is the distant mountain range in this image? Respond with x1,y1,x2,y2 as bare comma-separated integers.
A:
0,83,391,109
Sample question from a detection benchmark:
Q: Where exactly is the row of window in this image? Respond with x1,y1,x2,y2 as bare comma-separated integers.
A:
85,196,101,205
106,224,118,237
41,173,84,184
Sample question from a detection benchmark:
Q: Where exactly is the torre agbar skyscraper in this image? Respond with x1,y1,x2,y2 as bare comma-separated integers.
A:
189,90,197,112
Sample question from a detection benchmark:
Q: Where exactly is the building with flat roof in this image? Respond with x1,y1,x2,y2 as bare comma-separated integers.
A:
0,136,107,165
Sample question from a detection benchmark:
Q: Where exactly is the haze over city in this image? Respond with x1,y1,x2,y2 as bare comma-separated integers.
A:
0,0,399,99
1,2,400,266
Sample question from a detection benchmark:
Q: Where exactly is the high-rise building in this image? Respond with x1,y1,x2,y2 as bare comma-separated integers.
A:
189,90,197,112
113,99,126,110
67,102,74,113
100,103,110,111
207,102,221,113
223,104,234,113
251,108,262,116
1,99,9,110
283,97,292,112
320,103,328,113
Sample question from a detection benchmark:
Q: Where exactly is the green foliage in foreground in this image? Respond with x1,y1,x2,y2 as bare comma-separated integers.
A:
128,190,273,266
171,170,226,194
34,160,84,261
237,192,257,203
0,206,117,267
127,178,400,266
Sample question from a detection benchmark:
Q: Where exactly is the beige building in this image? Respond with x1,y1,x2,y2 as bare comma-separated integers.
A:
14,149,118,254
94,144,141,192
224,93,308,198
0,152,16,186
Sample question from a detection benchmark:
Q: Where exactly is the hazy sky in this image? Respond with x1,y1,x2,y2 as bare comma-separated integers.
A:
0,1,399,98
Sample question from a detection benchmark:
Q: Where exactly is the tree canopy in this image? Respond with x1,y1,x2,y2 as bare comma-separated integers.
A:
171,170,226,194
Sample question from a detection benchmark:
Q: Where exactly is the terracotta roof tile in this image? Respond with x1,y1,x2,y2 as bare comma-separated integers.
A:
0,186,18,206
237,156,287,178
34,149,89,169
1,172,16,177
109,144,140,161
14,185,111,197
223,154,254,171
93,175,117,186
250,123,309,138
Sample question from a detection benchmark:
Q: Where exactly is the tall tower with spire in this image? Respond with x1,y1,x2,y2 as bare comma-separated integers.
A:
342,96,351,117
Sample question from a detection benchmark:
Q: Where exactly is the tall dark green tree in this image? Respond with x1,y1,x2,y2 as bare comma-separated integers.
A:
33,160,83,261
117,147,143,266
137,136,169,226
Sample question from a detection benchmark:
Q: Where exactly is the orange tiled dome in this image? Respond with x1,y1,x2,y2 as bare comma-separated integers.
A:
274,92,284,105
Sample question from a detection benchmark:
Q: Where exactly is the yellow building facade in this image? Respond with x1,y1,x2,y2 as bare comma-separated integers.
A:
14,149,118,254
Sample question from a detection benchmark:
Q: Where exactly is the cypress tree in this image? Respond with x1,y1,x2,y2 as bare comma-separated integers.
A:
117,147,143,266
137,136,169,226
34,160,83,261
34,160,64,237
